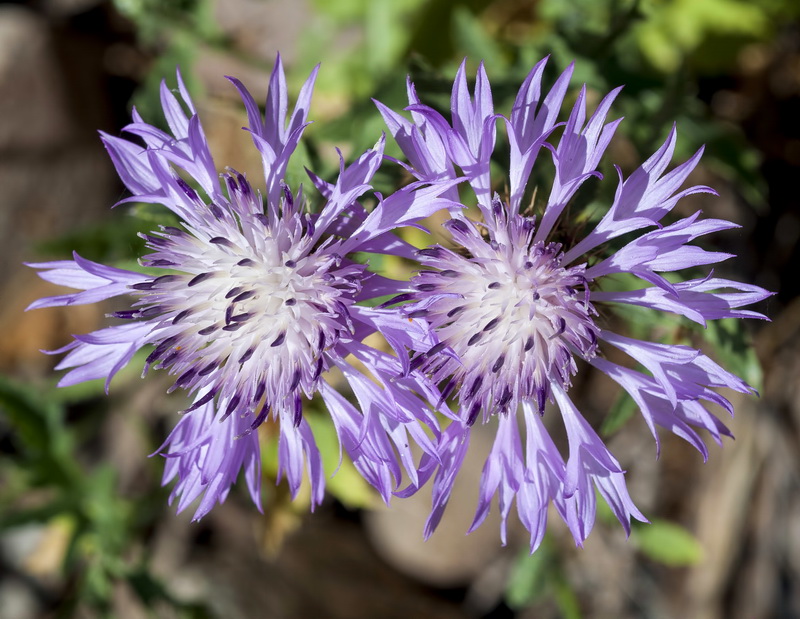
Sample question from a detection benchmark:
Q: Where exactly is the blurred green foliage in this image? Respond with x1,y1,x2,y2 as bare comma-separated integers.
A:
631,518,704,566
0,374,209,616
506,539,581,616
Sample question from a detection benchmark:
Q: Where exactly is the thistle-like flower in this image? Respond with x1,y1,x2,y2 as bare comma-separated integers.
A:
378,58,772,550
27,56,455,519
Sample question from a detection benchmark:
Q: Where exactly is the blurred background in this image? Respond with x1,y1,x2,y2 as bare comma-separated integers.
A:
0,0,798,617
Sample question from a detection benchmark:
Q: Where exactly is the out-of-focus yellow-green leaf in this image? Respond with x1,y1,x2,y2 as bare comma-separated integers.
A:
635,0,770,72
452,7,507,71
601,390,638,436
553,577,582,619
632,519,704,566
306,412,377,509
505,543,551,609
260,408,377,510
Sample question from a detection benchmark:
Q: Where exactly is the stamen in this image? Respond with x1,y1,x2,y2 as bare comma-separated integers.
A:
173,308,193,324
313,357,324,380
175,369,197,388
427,341,448,356
550,317,566,338
139,306,162,318
253,381,266,403
292,393,303,427
437,379,457,407
176,178,198,201
498,386,513,409
418,247,443,258
468,332,482,346
222,395,241,420
233,290,257,303
290,369,302,391
210,237,235,248
483,317,500,331
466,401,481,426
249,403,270,430
198,362,217,376
379,292,415,307
448,219,470,235
468,376,483,399
524,336,534,351
408,354,428,374
145,337,177,366
184,389,216,413
492,355,505,373
188,272,214,287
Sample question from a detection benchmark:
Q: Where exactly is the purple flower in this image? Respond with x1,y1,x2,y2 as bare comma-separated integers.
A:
27,56,455,520
379,58,772,550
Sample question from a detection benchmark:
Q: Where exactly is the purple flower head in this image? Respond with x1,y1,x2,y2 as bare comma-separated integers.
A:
27,56,455,520
379,58,772,550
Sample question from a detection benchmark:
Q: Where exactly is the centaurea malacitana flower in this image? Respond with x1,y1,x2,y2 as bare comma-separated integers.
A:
378,58,772,550
27,56,455,519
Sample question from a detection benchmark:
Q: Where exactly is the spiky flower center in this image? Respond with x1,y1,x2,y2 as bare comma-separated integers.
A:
410,215,598,423
119,180,362,428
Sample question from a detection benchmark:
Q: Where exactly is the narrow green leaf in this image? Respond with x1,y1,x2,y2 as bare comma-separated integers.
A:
505,543,552,609
632,519,704,566
553,576,583,619
451,7,507,70
601,391,638,436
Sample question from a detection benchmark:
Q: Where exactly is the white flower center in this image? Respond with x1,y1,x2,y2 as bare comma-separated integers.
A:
411,217,598,421
131,214,361,423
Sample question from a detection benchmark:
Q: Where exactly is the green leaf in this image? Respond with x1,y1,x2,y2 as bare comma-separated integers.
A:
553,576,583,619
505,543,552,609
0,501,76,531
451,7,507,70
35,212,152,264
0,375,76,483
705,318,763,392
310,0,368,20
632,519,704,566
306,412,376,509
601,391,638,436
285,139,313,198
